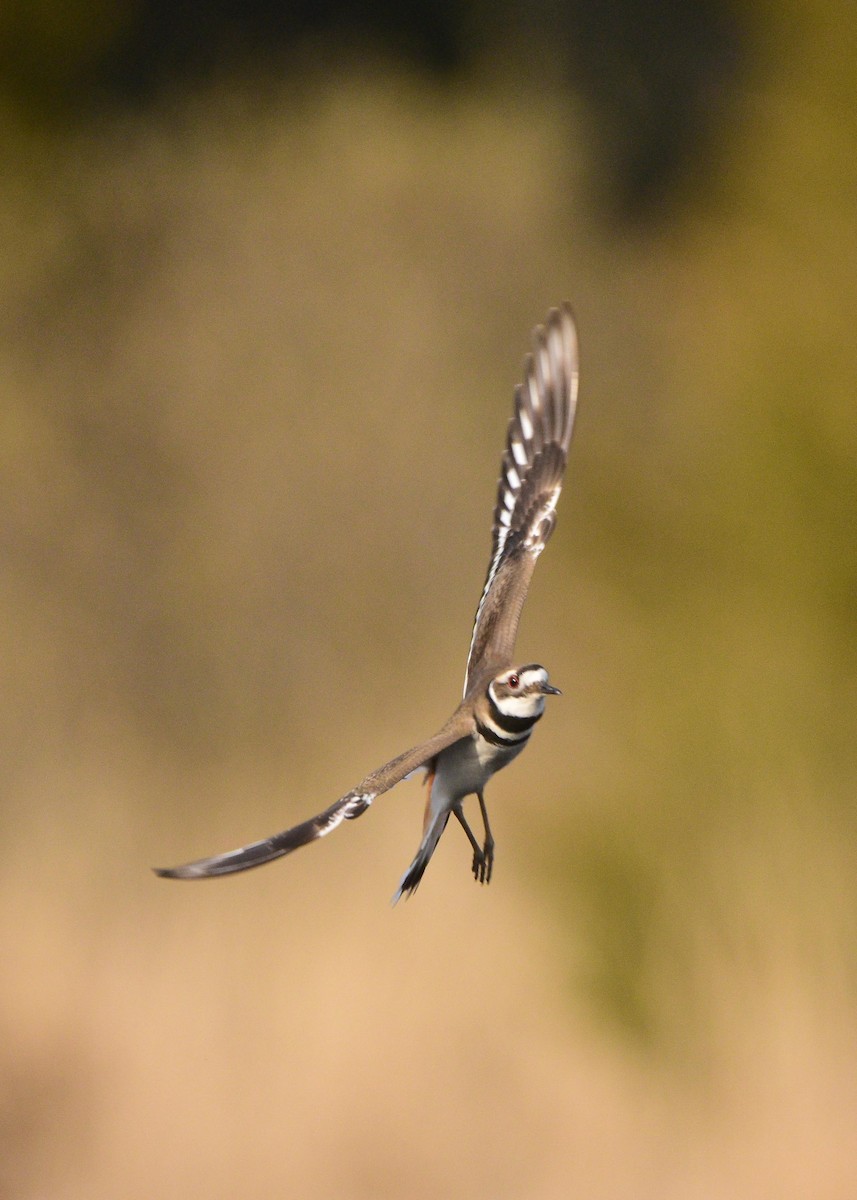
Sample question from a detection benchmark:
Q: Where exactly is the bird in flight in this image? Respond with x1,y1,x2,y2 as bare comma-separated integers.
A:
156,304,579,902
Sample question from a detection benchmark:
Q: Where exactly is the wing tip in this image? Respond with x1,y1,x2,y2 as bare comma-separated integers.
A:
534,302,579,452
546,300,578,348
508,301,580,470
153,863,210,880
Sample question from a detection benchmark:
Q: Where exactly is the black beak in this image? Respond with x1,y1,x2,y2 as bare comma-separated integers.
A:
540,682,562,696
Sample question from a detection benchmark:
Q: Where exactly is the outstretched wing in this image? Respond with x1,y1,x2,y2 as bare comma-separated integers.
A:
463,304,579,694
154,710,474,879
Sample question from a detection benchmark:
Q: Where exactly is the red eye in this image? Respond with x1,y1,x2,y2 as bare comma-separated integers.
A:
508,673,520,689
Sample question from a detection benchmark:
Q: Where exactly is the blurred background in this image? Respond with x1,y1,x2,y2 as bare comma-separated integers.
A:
1,0,855,1195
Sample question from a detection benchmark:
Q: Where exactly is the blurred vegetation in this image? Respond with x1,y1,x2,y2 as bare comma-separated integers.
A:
1,0,856,1197
0,0,742,218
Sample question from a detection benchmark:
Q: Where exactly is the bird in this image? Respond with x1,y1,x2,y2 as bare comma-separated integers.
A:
155,304,579,902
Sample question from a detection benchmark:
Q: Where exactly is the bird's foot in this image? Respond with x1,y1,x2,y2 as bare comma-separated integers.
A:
471,839,494,885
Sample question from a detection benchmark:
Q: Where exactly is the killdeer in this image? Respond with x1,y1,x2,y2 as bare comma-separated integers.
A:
156,304,579,901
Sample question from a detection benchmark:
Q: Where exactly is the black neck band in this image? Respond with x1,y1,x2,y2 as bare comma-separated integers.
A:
476,718,532,748
487,691,543,734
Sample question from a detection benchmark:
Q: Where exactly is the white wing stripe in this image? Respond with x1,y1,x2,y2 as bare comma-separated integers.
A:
511,437,528,467
518,403,533,442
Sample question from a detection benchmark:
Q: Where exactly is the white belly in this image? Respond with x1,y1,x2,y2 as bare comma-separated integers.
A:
432,732,527,807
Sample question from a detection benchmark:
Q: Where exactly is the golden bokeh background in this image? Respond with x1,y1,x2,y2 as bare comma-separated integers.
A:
1,3,855,1196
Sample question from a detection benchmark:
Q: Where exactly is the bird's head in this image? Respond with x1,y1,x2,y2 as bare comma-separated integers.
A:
488,664,561,720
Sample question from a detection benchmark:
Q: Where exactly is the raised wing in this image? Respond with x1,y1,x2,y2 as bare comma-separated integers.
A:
154,710,474,879
464,304,579,694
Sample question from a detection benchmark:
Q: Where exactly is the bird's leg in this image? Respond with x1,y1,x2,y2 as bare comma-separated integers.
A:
453,806,490,884
477,792,494,884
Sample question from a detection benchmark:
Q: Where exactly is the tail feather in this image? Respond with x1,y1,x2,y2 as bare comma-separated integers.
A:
391,812,450,904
